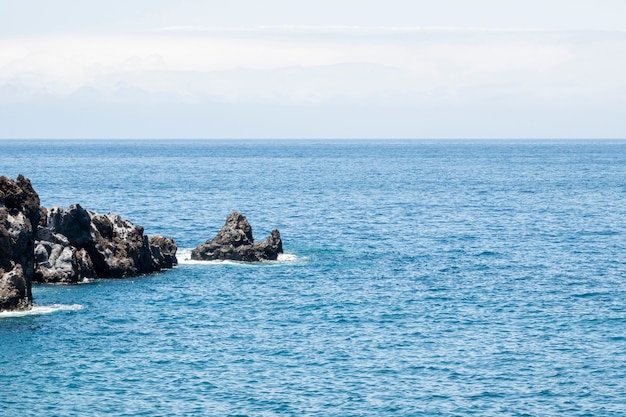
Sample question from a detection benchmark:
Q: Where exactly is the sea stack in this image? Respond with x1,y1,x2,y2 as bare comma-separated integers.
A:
0,175,40,311
191,211,283,262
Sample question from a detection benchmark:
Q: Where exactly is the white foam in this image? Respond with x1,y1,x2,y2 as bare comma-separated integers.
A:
277,253,298,262
0,304,83,318
176,248,302,265
176,248,194,264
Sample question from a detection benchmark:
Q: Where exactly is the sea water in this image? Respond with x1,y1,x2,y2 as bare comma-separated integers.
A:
1,140,626,416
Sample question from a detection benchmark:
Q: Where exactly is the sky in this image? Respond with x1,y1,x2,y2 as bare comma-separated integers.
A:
1,0,625,139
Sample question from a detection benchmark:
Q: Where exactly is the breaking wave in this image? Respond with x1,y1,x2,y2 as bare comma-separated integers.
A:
176,248,301,265
0,304,84,318
277,253,298,262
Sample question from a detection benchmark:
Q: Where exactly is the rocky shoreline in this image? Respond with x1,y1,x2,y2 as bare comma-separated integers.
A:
1,175,178,310
34,204,178,284
0,175,39,310
1,175,284,311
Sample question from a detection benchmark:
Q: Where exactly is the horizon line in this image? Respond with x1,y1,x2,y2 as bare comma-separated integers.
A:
2,138,625,142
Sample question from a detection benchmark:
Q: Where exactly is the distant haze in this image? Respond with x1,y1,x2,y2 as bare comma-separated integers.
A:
1,1,625,139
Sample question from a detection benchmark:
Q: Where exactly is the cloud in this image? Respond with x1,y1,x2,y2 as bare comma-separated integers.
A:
1,26,626,138
0,28,595,99
157,25,626,34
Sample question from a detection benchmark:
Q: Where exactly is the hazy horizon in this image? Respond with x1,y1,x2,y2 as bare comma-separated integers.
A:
1,1,625,139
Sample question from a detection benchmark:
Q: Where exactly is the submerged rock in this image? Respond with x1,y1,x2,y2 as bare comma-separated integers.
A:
191,211,283,262
34,204,178,283
0,175,40,310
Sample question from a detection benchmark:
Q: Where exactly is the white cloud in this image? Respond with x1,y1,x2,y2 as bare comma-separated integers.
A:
1,26,626,138
0,27,603,101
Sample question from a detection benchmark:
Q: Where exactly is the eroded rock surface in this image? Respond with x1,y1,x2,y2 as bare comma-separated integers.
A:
191,212,283,262
34,204,178,283
0,175,40,310
34,225,95,284
150,235,178,270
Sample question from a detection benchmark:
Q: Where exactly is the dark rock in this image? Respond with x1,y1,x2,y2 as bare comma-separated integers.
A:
255,229,284,260
0,174,40,227
74,248,96,280
150,235,178,270
191,212,283,262
1,174,178,307
47,204,93,248
33,227,96,284
89,211,152,278
35,206,178,282
36,204,177,283
212,211,254,247
0,265,30,310
0,175,40,310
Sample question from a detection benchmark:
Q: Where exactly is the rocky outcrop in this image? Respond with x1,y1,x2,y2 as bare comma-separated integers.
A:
33,224,95,284
34,204,178,283
150,235,178,270
1,174,179,309
191,212,283,262
0,175,40,310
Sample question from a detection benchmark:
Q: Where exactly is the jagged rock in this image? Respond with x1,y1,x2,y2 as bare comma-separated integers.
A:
46,204,93,248
0,175,40,310
90,211,154,278
255,229,284,260
0,265,30,310
150,235,178,270
1,175,178,307
191,212,283,262
33,227,95,284
35,205,178,281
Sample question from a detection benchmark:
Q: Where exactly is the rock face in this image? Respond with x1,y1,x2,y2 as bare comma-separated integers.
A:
34,224,95,284
34,204,178,283
0,175,40,310
150,235,178,270
191,212,283,262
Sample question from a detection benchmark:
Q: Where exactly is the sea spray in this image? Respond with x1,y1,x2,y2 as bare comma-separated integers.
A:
0,304,83,318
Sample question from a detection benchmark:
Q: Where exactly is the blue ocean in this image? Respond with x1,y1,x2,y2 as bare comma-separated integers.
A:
2,140,626,416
